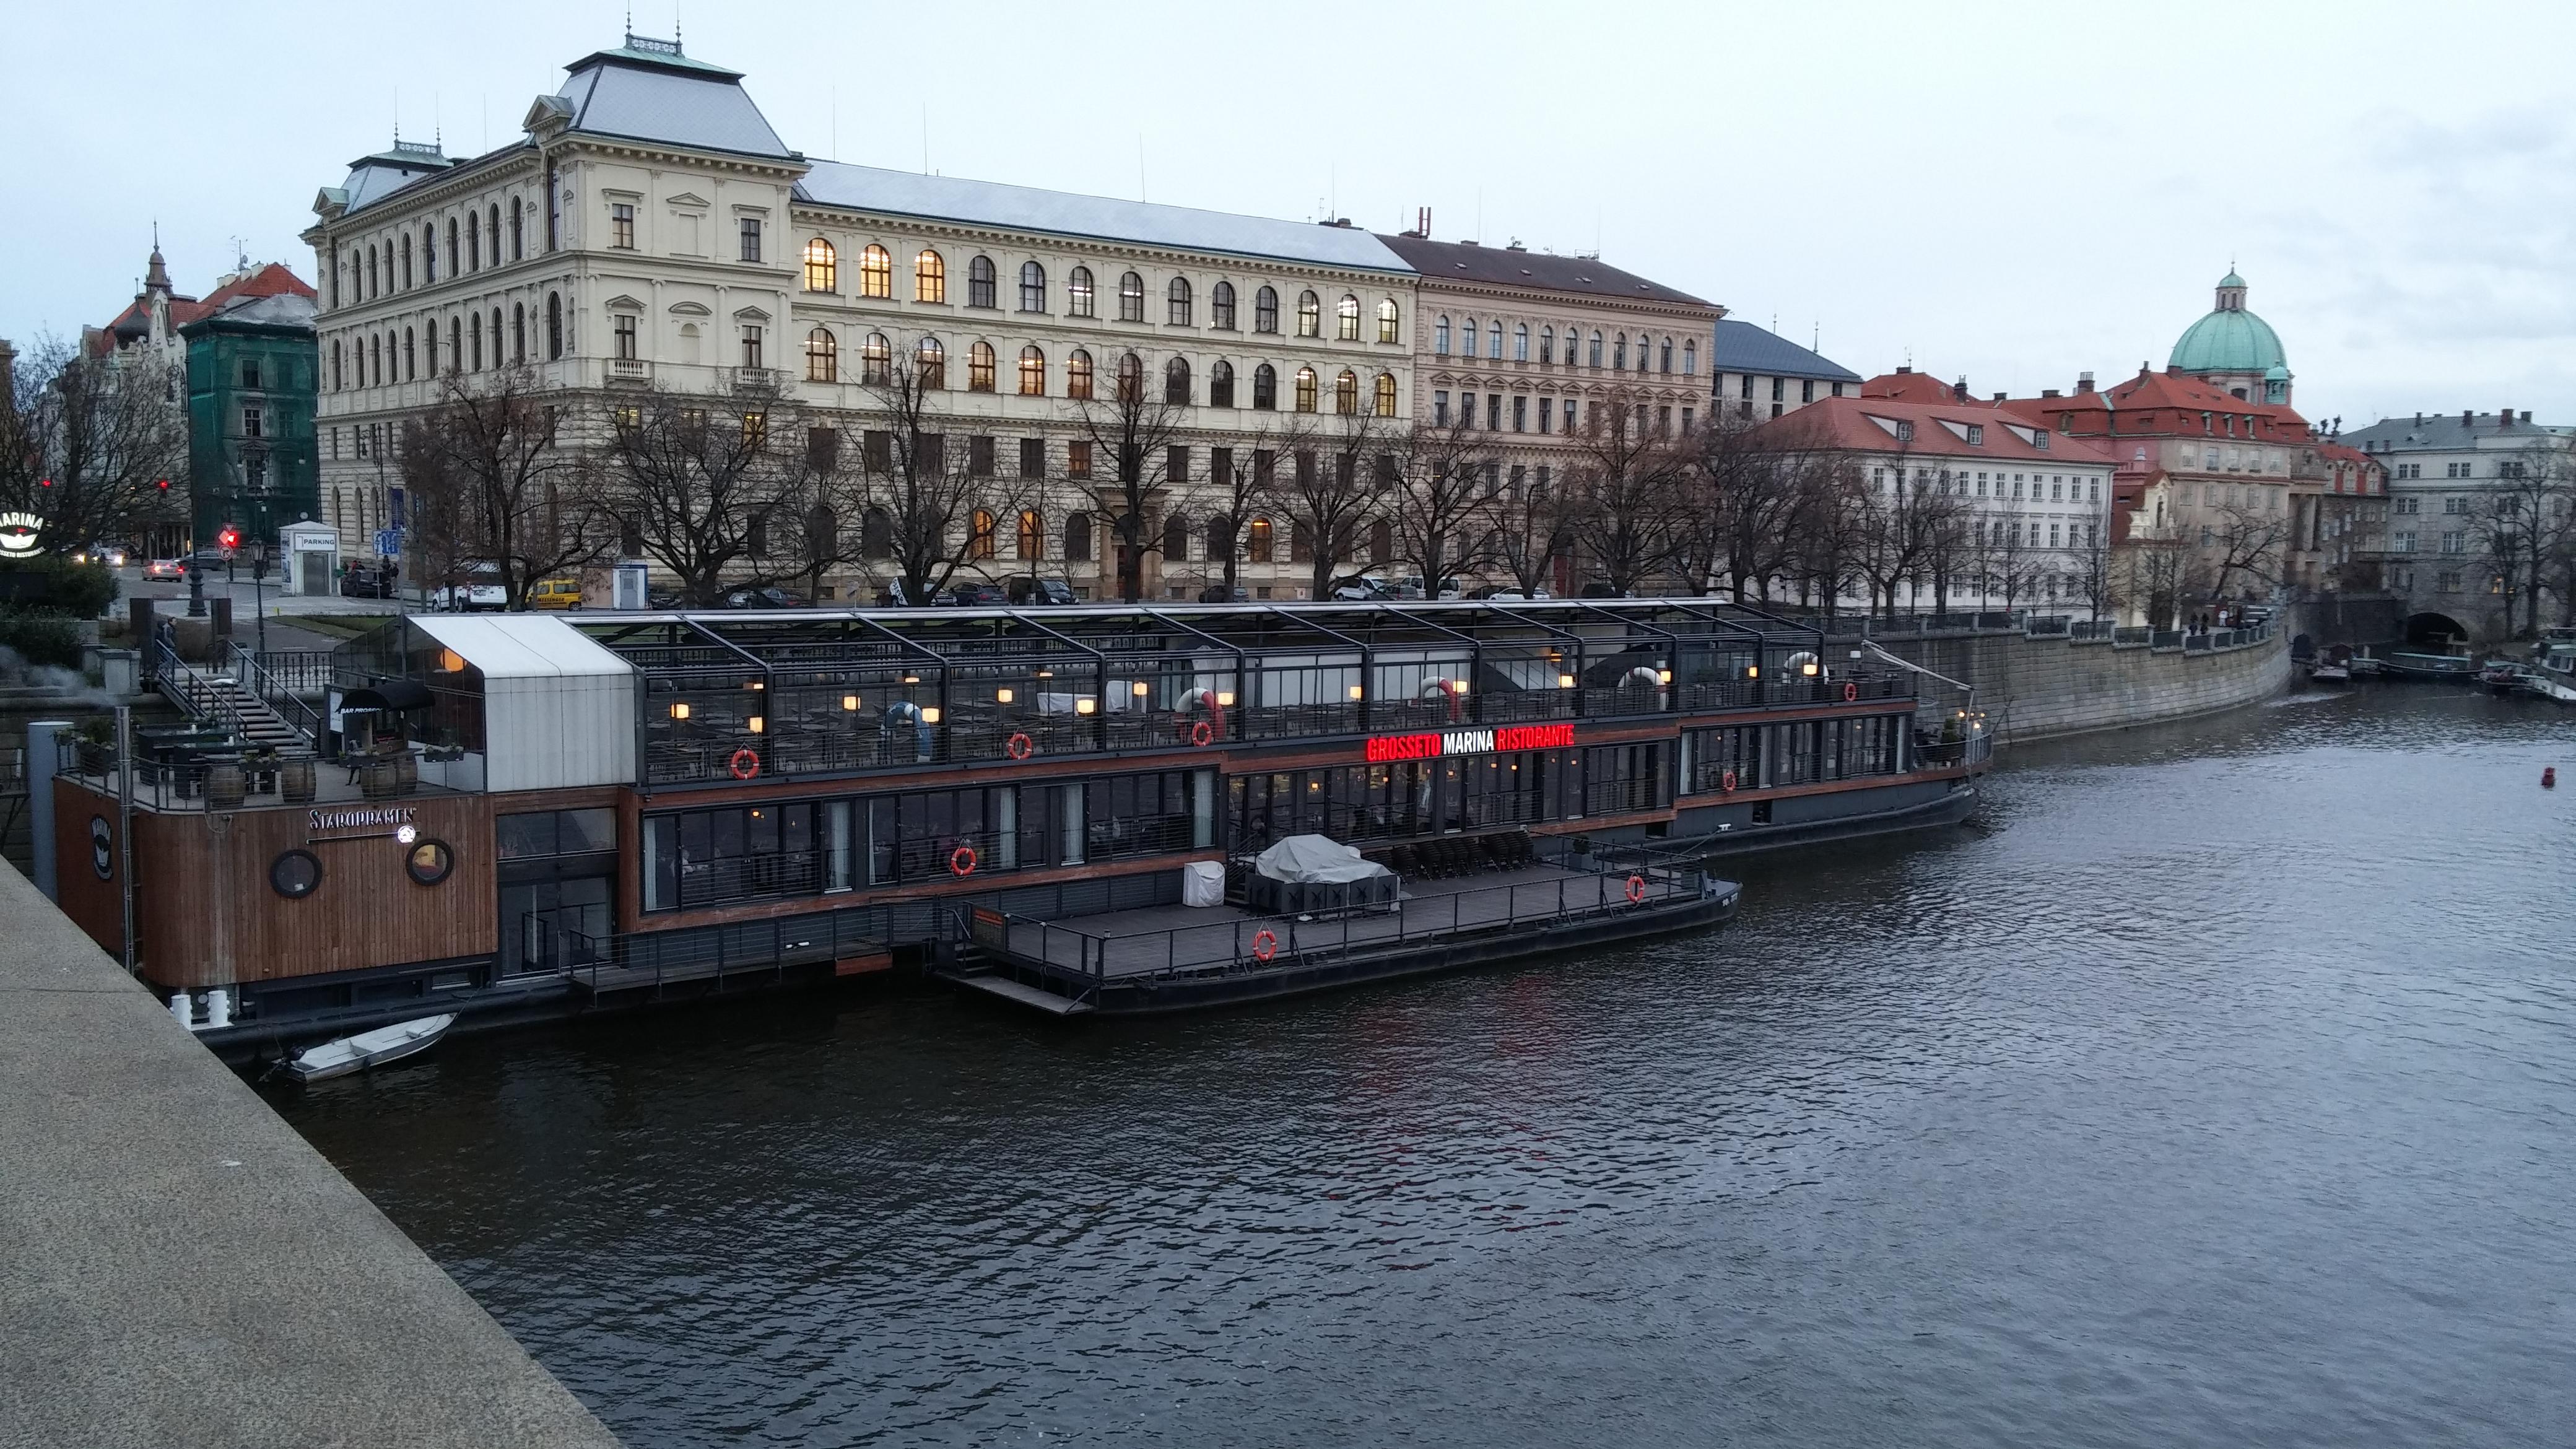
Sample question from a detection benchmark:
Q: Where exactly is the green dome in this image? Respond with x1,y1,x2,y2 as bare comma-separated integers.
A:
2169,303,2286,375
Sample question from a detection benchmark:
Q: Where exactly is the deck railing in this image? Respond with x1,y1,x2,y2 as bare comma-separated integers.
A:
544,900,962,995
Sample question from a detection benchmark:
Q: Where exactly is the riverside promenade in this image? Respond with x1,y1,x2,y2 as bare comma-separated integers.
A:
0,864,618,1447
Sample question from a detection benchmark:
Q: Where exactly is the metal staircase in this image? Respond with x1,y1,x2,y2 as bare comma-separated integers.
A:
150,635,321,755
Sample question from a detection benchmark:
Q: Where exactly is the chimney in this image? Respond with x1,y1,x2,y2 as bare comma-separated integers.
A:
2041,388,2062,399
1991,393,2006,403
2498,404,2512,429
2076,372,2095,394
2522,411,2533,423
1952,377,1969,402
1895,365,1912,375
2463,409,2474,429
2414,412,2423,425
1417,206,1431,237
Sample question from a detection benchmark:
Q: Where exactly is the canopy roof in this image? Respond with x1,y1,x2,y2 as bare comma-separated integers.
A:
408,613,633,680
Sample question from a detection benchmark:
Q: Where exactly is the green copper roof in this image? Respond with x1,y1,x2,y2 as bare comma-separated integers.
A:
2170,305,2286,374
2219,269,2246,289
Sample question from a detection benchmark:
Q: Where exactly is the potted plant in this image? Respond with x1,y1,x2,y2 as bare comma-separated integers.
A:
72,718,115,777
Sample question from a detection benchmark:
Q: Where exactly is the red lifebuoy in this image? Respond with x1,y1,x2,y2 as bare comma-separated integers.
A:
728,748,760,780
1843,681,1859,703
1721,768,1738,793
1190,720,1214,747
949,845,978,877
1625,874,1646,905
1250,928,1278,962
1005,731,1034,760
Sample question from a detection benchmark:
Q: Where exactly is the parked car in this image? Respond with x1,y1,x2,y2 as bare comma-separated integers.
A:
339,563,399,599
1196,583,1250,603
529,577,585,610
722,585,806,609
73,545,129,568
1469,585,1551,601
646,586,683,609
142,557,186,581
1331,577,1392,602
1006,577,1078,606
943,580,1011,607
433,564,508,611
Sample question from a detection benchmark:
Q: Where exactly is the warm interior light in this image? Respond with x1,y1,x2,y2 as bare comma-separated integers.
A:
1035,668,1055,679
1746,665,1760,679
1131,681,1151,697
842,695,860,711
1347,684,1364,701
1076,697,1097,715
1216,690,1236,707
921,707,942,724
1656,669,1673,685
1802,662,1819,677
996,687,1015,704
670,702,691,720
437,648,466,674
747,716,765,734
1557,673,1576,689
1450,678,1469,695
902,673,921,685
747,680,765,690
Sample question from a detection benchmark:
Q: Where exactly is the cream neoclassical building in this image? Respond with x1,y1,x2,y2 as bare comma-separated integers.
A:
304,32,1417,601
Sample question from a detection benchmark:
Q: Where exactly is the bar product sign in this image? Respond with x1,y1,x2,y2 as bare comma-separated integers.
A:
1364,722,1574,762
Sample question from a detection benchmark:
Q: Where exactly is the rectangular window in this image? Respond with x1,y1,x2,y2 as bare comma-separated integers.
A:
1512,395,1528,432
1168,445,1191,483
240,360,262,389
1433,391,1449,426
610,202,635,250
862,430,891,472
738,217,762,263
1019,437,1045,478
1770,376,1785,402
970,435,995,477
1068,440,1093,479
1486,394,1502,430
1800,379,1815,404
614,314,637,360
741,325,762,368
242,406,264,439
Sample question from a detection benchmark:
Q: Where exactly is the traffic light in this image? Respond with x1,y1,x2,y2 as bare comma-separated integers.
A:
156,479,170,493
217,524,240,552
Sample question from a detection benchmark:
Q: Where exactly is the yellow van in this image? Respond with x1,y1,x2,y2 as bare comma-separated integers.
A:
529,577,584,611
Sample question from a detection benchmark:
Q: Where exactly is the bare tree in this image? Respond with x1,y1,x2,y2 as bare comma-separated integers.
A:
1697,417,1806,602
2066,516,2115,623
594,379,843,605
853,352,1012,606
1490,463,1577,598
1970,510,2055,615
2205,495,2291,604
1194,427,1282,599
1851,468,1966,621
1260,409,1383,599
0,334,188,555
1067,351,1191,602
399,367,605,608
1564,391,1692,594
1382,414,1503,596
2471,440,2576,638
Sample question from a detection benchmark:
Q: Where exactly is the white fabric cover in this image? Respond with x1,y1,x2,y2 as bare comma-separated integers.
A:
1253,835,1391,886
1180,860,1227,907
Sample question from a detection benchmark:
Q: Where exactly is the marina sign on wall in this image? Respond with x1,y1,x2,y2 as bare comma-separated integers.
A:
307,806,417,841
1363,722,1576,763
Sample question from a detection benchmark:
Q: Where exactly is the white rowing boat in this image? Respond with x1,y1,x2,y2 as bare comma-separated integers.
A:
277,1014,456,1084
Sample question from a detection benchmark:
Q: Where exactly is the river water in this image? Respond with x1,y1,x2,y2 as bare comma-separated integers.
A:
279,688,2576,1448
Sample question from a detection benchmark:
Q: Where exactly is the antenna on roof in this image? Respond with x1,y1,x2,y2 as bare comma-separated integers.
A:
831,87,838,161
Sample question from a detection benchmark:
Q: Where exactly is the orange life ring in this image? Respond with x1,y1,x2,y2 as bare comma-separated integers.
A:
1625,874,1647,905
728,748,760,780
1251,928,1278,962
1190,720,1214,747
948,845,978,877
1006,731,1034,760
1843,681,1859,703
1721,768,1738,793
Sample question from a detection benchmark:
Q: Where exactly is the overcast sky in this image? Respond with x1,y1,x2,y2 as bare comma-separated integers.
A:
9,0,2570,429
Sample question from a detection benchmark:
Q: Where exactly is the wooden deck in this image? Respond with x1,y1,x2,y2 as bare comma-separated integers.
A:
996,864,1692,981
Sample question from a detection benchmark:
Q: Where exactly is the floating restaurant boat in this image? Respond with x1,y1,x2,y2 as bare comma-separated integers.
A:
46,601,1989,1042
2375,650,2481,683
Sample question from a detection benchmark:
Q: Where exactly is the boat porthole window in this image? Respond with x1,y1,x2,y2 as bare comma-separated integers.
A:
271,850,322,900
406,840,455,886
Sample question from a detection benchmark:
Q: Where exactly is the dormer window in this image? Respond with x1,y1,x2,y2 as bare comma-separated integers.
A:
1965,424,1984,445
1894,420,1913,442
2034,431,2050,450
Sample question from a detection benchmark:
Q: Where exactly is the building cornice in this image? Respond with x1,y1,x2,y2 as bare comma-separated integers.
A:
788,201,1412,287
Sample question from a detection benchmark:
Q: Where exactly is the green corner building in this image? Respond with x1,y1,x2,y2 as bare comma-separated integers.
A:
179,274,322,555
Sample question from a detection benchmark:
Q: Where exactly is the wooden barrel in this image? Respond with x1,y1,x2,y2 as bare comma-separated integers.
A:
279,759,316,804
206,763,246,811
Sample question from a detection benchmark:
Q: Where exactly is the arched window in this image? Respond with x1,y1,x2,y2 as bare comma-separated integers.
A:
1168,276,1193,326
1019,261,1045,311
1205,513,1234,561
402,327,416,379
1515,324,1530,362
464,315,477,372
1539,327,1555,365
1162,510,1190,561
916,336,946,388
448,316,461,370
1373,372,1398,417
1589,331,1604,367
1165,355,1192,406
1068,266,1096,317
1613,334,1628,370
421,227,437,283
1336,294,1360,341
967,255,996,308
1377,298,1399,344
1118,271,1145,323
861,507,893,558
806,327,838,383
365,243,378,298
1067,349,1094,399
1064,510,1094,562
331,339,343,390
1294,366,1320,412
1247,516,1275,564
1487,321,1502,359
1252,362,1277,410
487,205,500,266
511,303,525,364
1681,340,1697,376
1296,290,1321,337
915,250,946,303
969,509,997,559
1333,369,1358,414
1212,281,1237,329
862,333,891,385
546,292,563,359
509,196,523,259
803,237,837,292
1660,337,1674,373
400,233,413,289
1017,345,1046,396
467,217,479,272
1209,359,1235,407
859,244,892,298
1460,316,1476,357
967,341,996,392
1116,351,1143,402
1017,510,1045,560
1434,316,1452,355
1253,285,1279,333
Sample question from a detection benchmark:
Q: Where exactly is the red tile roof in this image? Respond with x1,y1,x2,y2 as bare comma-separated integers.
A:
2000,367,2310,440
202,263,315,307
1858,369,1998,406
1751,395,2115,466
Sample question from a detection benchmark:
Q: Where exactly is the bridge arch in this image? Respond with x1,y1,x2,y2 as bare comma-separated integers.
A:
2403,611,2469,648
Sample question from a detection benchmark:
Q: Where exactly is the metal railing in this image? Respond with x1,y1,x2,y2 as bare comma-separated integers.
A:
542,900,962,995
223,642,323,745
243,648,336,694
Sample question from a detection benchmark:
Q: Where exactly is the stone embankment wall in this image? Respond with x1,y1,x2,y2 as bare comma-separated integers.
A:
1852,627,2291,744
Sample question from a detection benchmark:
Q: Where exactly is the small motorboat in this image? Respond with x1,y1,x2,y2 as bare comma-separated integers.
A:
2478,660,2532,694
275,1014,455,1084
2309,644,2352,684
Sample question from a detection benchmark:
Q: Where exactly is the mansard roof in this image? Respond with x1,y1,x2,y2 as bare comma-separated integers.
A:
1706,320,1858,381
550,38,790,159
1375,233,1710,308
796,161,1412,274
